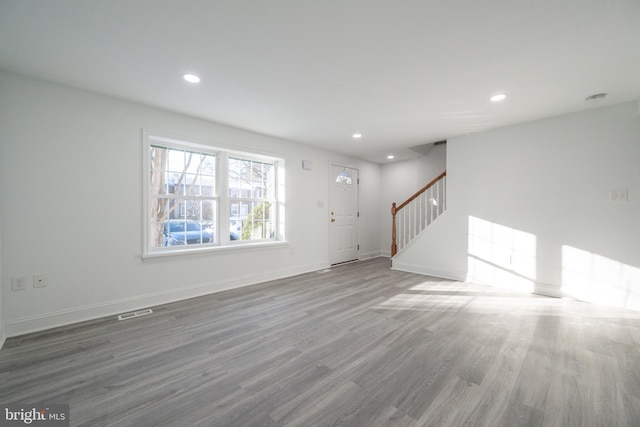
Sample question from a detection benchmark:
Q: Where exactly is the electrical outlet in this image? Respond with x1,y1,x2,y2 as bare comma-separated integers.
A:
610,189,628,202
33,274,47,288
11,277,26,291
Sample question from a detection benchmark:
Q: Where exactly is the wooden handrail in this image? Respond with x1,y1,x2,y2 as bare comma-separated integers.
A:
396,171,446,211
391,170,446,257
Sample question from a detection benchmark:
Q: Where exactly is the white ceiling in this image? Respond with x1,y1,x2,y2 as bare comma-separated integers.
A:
1,0,639,163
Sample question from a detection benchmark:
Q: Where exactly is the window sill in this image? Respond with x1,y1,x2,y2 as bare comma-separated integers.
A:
141,240,289,262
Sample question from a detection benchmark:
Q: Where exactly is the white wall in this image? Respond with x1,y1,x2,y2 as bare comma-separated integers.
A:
0,71,383,337
394,102,640,310
0,207,4,348
356,161,383,259
380,144,446,256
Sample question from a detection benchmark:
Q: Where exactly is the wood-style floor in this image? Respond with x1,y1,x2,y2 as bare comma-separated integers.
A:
2,257,640,426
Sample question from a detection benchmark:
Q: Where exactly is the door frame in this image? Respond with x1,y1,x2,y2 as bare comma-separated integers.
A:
328,162,359,265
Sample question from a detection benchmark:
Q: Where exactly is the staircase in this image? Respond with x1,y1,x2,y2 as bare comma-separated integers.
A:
391,171,446,257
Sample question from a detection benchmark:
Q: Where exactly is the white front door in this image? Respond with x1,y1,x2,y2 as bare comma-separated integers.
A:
329,164,358,265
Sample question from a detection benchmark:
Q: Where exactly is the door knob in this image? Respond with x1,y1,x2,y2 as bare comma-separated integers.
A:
331,218,336,222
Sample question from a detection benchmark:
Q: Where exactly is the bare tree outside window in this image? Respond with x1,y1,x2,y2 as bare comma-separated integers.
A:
149,145,216,248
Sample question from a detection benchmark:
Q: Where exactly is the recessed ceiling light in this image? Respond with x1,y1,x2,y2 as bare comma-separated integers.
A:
490,93,506,102
352,133,362,139
387,155,395,160
183,73,201,83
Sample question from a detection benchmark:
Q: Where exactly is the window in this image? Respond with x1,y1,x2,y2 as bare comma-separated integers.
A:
144,133,284,256
148,144,216,249
228,157,275,241
336,169,353,184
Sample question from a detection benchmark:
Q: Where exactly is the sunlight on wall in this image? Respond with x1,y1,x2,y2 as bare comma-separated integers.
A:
467,216,537,292
562,245,640,310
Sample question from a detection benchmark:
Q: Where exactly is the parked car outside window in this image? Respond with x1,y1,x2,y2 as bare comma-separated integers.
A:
163,220,213,246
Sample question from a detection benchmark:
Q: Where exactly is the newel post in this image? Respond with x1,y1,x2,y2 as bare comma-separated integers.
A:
391,202,397,257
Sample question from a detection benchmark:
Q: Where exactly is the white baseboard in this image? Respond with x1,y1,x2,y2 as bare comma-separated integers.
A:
391,260,467,282
359,250,383,260
534,282,563,298
0,322,5,351
5,261,329,338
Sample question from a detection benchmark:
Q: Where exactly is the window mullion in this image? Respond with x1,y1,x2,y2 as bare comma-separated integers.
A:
218,152,230,245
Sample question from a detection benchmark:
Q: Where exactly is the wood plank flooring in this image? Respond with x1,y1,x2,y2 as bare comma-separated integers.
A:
2,257,640,426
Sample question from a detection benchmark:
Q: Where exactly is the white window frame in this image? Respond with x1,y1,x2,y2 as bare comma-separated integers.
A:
227,154,277,242
142,131,285,259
